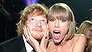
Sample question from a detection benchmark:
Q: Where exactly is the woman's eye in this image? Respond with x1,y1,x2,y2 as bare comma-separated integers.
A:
60,19,66,22
49,19,54,22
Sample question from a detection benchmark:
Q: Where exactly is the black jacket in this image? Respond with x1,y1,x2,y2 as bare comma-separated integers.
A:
0,36,27,52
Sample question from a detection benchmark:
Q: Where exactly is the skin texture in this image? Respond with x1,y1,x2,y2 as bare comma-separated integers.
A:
25,14,48,40
86,26,92,39
46,3,87,52
24,3,87,52
21,4,49,52
48,17,70,43
47,14,87,52
24,14,49,52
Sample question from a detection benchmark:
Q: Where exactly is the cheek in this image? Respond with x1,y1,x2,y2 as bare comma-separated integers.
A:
60,24,69,34
86,31,90,35
48,23,54,32
26,22,35,28
42,24,48,30
60,23,69,29
85,31,91,38
42,23,47,27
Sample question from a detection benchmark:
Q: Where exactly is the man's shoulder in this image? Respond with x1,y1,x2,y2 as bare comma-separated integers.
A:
0,36,26,52
0,36,24,47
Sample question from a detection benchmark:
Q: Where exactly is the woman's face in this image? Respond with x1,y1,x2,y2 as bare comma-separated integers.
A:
86,25,92,39
48,16,70,43
26,14,48,40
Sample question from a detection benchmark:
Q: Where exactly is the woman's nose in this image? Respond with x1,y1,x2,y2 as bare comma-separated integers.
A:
55,21,59,28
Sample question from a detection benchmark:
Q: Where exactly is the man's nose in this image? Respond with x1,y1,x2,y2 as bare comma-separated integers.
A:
36,21,41,27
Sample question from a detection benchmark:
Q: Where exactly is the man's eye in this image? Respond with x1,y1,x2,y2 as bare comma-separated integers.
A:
49,19,54,22
31,18,34,20
31,18,35,21
41,20,46,23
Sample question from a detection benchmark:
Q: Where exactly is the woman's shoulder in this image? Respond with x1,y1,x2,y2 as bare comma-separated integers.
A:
74,34,86,40
73,34,87,44
70,34,87,52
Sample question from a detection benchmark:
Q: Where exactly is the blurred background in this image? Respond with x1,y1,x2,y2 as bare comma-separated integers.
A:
0,0,92,43
3,0,92,24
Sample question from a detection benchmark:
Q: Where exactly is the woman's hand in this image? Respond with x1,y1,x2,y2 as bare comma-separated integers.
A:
24,25,42,52
40,29,49,52
23,25,49,52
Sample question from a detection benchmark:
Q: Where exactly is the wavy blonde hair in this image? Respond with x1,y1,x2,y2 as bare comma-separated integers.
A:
76,20,92,35
76,20,92,52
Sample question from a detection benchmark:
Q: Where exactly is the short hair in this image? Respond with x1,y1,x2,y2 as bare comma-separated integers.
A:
48,3,75,40
17,4,48,35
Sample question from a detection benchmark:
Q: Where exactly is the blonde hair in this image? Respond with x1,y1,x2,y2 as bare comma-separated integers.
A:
76,20,92,52
48,3,75,40
16,4,48,35
76,20,92,35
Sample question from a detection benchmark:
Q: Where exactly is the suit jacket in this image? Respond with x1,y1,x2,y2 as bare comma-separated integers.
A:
0,7,11,42
0,36,27,52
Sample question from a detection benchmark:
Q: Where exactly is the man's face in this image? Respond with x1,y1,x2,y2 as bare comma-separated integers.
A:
25,14,48,40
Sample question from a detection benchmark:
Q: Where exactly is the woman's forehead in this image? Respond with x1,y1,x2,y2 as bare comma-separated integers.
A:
48,14,70,20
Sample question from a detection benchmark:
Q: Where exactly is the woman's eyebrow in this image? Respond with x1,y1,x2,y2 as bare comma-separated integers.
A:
48,15,54,19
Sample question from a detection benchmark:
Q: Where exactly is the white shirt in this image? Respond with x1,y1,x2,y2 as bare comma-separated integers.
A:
22,35,33,52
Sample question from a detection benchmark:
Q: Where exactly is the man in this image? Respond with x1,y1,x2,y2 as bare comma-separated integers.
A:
0,0,11,43
0,4,48,52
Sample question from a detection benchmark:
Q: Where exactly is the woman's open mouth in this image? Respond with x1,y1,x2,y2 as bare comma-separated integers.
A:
53,30,60,40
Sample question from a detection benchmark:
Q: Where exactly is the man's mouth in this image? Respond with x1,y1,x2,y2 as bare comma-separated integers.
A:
33,28,43,32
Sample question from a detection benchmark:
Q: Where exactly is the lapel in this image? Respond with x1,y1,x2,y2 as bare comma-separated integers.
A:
16,36,27,52
16,36,36,52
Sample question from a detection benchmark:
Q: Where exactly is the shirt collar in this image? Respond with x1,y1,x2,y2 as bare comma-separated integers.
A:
22,35,33,52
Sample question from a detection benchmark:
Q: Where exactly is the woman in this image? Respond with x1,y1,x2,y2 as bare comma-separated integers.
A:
26,3,87,52
76,20,92,52
47,3,86,52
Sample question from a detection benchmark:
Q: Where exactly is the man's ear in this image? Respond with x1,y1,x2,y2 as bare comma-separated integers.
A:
23,25,26,30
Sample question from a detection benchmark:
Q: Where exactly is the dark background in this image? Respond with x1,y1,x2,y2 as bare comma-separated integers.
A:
3,0,92,25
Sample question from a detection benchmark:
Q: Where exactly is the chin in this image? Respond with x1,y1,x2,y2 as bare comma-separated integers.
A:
33,35,43,40
53,39,61,44
34,37,42,40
